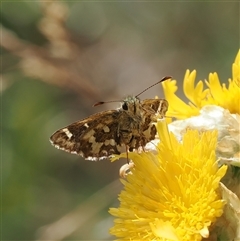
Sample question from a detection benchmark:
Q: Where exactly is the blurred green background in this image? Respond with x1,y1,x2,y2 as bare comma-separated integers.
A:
1,1,239,240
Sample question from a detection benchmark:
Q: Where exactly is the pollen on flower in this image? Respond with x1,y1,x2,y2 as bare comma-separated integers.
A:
109,119,227,241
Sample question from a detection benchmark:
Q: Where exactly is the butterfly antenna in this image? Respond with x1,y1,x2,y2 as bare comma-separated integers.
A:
93,100,122,107
93,76,172,106
136,76,172,97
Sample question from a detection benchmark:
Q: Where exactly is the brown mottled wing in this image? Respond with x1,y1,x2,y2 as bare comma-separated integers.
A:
142,98,168,118
129,98,168,150
50,110,122,160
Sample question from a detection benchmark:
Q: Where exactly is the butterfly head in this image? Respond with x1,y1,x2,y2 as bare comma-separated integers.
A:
121,96,141,115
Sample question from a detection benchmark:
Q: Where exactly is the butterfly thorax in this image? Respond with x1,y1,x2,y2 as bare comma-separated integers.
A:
117,96,146,145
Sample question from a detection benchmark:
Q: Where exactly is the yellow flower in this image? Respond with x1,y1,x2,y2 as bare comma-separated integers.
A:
162,50,240,119
110,120,227,241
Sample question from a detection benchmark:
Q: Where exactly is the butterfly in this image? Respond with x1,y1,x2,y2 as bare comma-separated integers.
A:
50,76,171,161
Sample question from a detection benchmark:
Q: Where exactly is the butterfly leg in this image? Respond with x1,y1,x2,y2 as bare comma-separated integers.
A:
125,145,129,163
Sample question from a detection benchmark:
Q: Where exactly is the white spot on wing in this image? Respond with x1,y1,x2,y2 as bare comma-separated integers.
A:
86,155,110,161
103,125,110,132
110,139,115,146
104,139,110,145
62,128,73,139
89,136,95,143
104,139,116,146
92,142,103,153
101,150,108,155
83,129,95,139
88,135,103,155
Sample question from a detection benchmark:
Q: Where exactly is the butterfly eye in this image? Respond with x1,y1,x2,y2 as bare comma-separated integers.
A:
122,102,128,110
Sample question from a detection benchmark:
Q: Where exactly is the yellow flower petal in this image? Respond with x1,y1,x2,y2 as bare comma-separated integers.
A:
205,72,240,114
183,69,208,106
162,75,200,119
162,49,240,119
